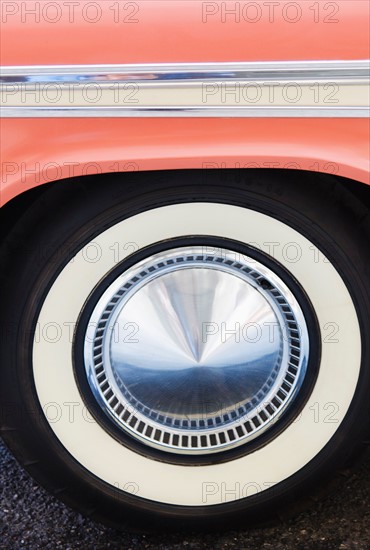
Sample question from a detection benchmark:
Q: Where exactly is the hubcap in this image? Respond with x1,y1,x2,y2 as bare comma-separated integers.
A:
84,246,309,454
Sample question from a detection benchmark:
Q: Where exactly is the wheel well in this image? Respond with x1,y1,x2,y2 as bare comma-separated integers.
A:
1,169,369,243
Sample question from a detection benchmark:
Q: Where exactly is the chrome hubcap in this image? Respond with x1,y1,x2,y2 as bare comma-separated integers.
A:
84,246,309,454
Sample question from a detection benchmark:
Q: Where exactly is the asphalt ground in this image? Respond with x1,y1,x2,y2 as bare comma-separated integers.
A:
0,439,369,550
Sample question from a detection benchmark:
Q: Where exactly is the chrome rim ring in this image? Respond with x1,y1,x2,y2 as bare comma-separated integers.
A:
83,245,309,455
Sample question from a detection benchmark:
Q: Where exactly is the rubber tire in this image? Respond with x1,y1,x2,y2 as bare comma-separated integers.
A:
1,170,369,532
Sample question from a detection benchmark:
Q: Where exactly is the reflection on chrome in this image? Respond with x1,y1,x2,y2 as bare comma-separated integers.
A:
1,60,369,84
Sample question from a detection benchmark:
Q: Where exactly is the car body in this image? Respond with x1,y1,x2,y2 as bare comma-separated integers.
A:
1,0,369,205
0,0,369,533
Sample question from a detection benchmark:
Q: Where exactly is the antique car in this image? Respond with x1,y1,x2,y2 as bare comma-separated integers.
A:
0,0,369,532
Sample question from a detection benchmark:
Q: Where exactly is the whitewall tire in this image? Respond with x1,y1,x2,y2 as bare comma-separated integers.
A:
1,170,369,530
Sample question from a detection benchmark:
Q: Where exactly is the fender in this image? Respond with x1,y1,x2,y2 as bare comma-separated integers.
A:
1,116,369,206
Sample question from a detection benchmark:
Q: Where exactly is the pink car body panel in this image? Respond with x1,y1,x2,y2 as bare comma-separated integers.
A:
1,0,369,206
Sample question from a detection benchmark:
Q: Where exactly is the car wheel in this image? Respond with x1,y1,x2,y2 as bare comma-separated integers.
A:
1,170,369,531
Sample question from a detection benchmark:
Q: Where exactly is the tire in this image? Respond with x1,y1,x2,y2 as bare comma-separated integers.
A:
1,170,369,532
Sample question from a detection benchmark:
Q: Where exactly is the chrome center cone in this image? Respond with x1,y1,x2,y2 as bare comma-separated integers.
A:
84,246,309,454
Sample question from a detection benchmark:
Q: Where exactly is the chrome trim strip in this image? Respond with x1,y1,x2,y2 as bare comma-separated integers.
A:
1,60,369,83
1,60,369,118
1,106,368,118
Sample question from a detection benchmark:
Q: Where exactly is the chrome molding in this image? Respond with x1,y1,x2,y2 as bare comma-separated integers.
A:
1,60,369,118
2,60,369,82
